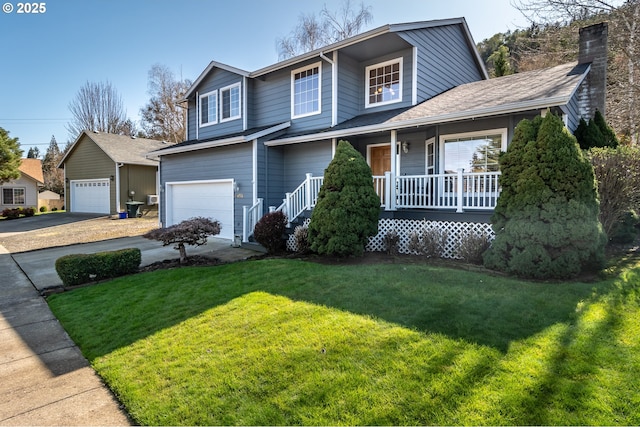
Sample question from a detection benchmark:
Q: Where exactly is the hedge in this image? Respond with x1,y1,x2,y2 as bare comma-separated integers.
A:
55,248,142,287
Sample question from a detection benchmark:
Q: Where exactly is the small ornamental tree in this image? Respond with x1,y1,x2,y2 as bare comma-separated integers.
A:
143,217,221,263
308,140,380,257
484,112,606,279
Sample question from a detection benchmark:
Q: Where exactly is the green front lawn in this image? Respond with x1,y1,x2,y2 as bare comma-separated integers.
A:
47,258,640,425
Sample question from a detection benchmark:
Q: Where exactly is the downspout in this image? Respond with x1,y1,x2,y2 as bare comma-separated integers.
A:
63,165,67,211
252,139,258,204
319,51,337,127
115,163,124,213
243,76,248,131
195,91,199,140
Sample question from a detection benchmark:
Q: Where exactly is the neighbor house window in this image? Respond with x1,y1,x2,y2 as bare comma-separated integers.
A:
2,188,25,205
291,63,321,118
366,58,403,108
440,130,507,174
220,83,241,122
199,90,218,127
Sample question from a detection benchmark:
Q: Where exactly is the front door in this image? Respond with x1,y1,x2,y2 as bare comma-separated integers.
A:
370,145,391,175
369,145,392,205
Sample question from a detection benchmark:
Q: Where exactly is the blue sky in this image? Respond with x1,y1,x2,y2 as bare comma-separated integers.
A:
0,0,527,151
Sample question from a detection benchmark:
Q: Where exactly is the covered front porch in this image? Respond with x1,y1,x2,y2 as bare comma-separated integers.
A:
243,168,501,242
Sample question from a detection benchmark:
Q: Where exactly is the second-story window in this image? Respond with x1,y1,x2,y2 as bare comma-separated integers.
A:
220,83,241,122
199,90,217,127
366,58,403,108
291,62,321,118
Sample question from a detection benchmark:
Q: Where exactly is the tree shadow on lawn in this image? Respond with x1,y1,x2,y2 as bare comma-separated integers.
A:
48,254,631,361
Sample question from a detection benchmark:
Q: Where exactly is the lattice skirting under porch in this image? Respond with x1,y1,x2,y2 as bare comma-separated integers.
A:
287,218,495,259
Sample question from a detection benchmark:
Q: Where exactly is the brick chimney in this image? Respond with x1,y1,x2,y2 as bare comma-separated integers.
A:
577,22,608,118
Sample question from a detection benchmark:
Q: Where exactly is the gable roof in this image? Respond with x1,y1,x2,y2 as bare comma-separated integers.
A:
183,17,487,101
265,62,589,145
18,158,44,184
59,131,168,167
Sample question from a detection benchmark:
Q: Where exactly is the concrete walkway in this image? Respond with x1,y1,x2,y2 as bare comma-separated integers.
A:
0,238,259,425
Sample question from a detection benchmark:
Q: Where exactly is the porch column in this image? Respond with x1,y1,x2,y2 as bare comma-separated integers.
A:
390,130,397,177
389,130,397,211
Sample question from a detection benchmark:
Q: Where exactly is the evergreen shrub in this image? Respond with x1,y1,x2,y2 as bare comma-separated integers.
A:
484,112,606,279
308,140,380,257
55,248,141,287
253,211,287,254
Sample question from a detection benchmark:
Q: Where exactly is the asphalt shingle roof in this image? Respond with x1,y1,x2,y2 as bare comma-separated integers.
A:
84,132,168,165
18,158,44,184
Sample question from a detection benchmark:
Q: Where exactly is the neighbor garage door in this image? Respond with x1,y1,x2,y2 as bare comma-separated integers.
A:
166,180,234,240
70,179,110,214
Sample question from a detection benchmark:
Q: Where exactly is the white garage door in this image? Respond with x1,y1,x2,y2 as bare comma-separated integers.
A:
70,179,110,214
166,180,234,240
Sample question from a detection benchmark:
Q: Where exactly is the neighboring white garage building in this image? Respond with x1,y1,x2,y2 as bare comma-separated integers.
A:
59,131,168,215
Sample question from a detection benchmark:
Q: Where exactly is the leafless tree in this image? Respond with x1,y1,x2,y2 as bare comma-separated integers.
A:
140,64,191,144
277,0,373,60
513,0,640,144
66,81,131,139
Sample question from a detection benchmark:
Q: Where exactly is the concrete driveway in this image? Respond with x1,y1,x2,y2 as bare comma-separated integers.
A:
0,213,105,235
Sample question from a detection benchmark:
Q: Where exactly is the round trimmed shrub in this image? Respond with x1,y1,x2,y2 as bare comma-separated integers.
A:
308,140,380,257
484,112,606,279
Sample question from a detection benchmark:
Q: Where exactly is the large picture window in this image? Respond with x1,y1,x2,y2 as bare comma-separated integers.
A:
2,187,25,205
291,63,321,118
220,83,241,122
366,58,403,108
199,90,218,127
440,130,507,174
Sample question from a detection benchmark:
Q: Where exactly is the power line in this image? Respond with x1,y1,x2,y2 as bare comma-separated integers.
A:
0,118,71,121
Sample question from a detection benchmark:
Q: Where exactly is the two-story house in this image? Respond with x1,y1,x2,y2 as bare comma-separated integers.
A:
151,18,607,254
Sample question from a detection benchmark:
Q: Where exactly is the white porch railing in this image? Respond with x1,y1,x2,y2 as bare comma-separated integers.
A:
250,169,500,239
274,173,324,226
391,170,501,212
242,198,263,242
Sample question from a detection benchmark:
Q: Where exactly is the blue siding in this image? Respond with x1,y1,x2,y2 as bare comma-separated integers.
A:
253,59,333,133
566,89,581,132
188,68,245,141
337,52,360,123
283,140,332,190
264,140,332,207
159,144,253,235
399,24,483,102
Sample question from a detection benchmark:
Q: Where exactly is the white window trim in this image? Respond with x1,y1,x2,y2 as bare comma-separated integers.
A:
291,62,322,119
219,82,242,123
365,57,403,109
438,128,508,174
199,90,218,128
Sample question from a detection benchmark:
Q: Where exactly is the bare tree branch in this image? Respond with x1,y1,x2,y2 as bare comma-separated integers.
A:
66,81,131,138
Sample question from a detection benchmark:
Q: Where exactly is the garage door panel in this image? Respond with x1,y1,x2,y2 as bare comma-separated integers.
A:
71,179,110,214
167,181,234,240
